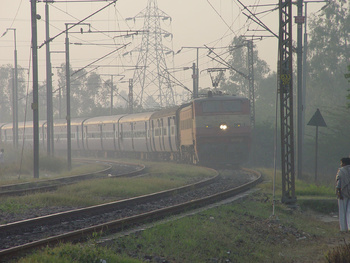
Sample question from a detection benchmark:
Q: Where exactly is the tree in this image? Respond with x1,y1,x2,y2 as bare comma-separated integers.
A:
307,0,350,110
0,65,14,123
254,72,278,123
218,36,275,125
346,64,350,108
0,65,27,123
55,64,103,118
80,72,102,116
116,89,128,109
219,36,270,98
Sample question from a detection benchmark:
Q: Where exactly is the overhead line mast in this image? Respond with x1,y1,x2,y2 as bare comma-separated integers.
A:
278,0,296,204
236,0,297,203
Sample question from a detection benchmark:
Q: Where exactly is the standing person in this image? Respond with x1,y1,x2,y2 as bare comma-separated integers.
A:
336,157,350,232
0,149,4,163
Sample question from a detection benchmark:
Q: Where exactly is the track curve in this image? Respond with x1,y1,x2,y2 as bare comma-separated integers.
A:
0,159,145,197
0,166,261,262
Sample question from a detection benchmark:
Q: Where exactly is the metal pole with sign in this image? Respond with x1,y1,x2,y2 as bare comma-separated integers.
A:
307,108,327,182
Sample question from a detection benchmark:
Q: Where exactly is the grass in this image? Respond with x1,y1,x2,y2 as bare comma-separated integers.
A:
0,149,107,185
16,242,142,263
11,165,349,263
0,160,216,216
106,168,341,263
111,194,339,262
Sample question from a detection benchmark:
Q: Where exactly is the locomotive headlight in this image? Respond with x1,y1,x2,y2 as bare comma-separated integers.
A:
219,124,228,130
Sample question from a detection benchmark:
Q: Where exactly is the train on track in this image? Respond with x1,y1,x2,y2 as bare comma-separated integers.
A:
0,93,251,166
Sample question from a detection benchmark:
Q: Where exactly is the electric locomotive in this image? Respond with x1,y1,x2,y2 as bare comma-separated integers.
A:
178,92,251,165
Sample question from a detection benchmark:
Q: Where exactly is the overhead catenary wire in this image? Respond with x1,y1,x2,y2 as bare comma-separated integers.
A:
4,0,24,29
38,0,118,49
48,1,140,86
198,0,268,80
71,42,130,76
206,0,238,38
3,0,283,111
234,0,278,38
205,45,249,79
160,66,192,94
47,0,116,2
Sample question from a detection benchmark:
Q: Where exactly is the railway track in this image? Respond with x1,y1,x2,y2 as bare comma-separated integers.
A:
0,159,145,197
0,166,261,262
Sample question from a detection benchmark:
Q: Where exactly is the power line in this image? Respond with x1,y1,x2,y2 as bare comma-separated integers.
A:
234,0,278,38
38,0,118,48
72,42,130,76
42,0,117,3
206,0,238,38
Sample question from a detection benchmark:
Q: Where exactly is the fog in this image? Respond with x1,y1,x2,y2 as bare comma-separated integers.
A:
0,0,326,102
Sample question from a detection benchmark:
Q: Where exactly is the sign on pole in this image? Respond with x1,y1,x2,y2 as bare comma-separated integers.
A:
307,109,327,181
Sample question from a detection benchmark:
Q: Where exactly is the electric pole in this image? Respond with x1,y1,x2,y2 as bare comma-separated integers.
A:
247,40,255,127
279,0,296,204
65,23,72,170
46,0,54,156
31,0,39,178
296,0,305,180
129,79,133,114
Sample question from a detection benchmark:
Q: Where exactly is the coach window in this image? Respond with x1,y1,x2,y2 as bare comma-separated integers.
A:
131,123,134,138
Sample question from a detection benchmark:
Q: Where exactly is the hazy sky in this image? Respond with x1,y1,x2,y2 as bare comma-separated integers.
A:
0,0,326,100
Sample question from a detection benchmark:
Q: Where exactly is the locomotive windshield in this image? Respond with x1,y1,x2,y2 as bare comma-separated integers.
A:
202,100,242,113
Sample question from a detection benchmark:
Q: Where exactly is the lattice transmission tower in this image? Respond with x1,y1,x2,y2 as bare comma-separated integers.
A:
128,0,175,108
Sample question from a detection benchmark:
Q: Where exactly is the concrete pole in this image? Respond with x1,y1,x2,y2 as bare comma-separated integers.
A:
65,24,72,170
46,2,54,156
302,2,308,150
192,63,197,99
12,68,15,148
31,0,39,178
196,48,199,98
59,85,62,119
13,29,18,149
296,0,304,179
110,75,113,115
128,79,133,114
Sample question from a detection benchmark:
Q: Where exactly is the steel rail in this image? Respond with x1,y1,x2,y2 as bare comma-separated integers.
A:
0,160,145,197
0,168,218,233
0,168,260,261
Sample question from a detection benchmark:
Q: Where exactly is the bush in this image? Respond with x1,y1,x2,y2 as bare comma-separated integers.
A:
326,242,350,263
39,155,66,173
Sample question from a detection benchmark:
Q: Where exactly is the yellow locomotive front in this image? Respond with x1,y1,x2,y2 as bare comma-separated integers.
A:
189,94,251,166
